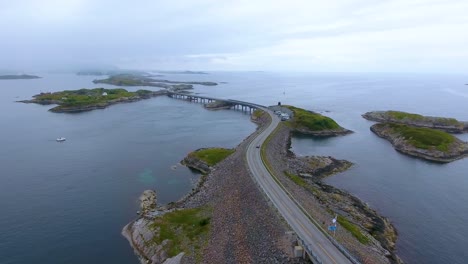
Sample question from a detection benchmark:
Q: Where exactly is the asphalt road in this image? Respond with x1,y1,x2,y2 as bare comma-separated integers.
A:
246,109,353,264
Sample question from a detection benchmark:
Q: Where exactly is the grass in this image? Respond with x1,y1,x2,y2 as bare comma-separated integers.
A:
386,123,456,152
33,88,149,108
150,207,211,258
337,215,370,244
189,148,235,166
284,105,341,131
252,109,264,119
387,110,461,126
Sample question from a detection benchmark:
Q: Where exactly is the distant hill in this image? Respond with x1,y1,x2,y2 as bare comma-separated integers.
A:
0,74,41,80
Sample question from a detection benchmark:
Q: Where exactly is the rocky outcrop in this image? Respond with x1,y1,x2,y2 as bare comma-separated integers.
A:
181,152,211,174
289,155,353,179
122,190,176,264
363,111,468,133
139,190,157,214
371,123,468,163
292,127,352,137
203,100,235,110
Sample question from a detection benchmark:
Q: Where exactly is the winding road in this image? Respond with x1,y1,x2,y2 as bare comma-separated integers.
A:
246,108,354,264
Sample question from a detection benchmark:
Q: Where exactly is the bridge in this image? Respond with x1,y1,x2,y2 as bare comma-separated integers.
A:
167,91,264,114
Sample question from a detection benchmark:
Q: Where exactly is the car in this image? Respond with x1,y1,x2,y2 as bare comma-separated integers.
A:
256,145,260,148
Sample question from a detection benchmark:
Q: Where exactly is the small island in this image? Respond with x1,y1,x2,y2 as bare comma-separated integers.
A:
0,74,41,80
18,88,167,113
93,74,217,91
282,105,352,136
363,110,468,133
371,123,468,163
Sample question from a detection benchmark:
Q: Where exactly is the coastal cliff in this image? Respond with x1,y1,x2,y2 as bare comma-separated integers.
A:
370,123,468,163
363,110,468,133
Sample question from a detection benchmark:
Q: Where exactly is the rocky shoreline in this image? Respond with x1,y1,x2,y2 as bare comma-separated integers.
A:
363,111,468,133
370,123,468,163
263,116,401,263
122,108,402,264
123,112,306,264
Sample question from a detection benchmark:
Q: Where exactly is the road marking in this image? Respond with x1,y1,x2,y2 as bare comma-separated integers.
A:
318,242,338,264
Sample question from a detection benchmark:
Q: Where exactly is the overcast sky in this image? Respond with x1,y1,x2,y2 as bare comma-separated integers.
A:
1,0,467,72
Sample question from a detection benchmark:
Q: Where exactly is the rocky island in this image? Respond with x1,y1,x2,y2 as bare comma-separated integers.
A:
363,110,468,133
18,88,167,113
0,74,41,80
93,74,217,91
371,123,468,163
283,105,352,136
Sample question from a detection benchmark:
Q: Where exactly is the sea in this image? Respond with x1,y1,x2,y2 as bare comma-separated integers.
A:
0,72,467,264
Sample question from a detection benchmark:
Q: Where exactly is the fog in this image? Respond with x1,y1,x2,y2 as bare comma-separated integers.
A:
1,0,468,73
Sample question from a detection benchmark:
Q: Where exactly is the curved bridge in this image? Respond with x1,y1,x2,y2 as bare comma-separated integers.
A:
167,91,264,113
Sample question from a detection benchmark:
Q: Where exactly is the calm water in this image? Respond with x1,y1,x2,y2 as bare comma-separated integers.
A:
0,74,256,264
1,72,468,263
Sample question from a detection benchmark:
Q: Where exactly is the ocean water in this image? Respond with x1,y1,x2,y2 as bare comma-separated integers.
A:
1,72,468,263
0,74,256,264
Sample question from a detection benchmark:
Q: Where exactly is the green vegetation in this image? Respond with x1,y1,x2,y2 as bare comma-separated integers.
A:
337,215,370,244
284,171,308,188
32,88,149,108
190,148,235,166
252,109,265,119
387,111,460,126
386,123,456,152
284,105,341,131
150,207,211,257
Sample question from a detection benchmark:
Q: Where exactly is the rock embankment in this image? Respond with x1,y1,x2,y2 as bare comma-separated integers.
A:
124,113,304,264
363,111,468,133
371,123,468,163
265,123,401,264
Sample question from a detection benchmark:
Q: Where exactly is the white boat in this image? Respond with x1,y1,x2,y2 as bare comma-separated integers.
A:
56,137,66,142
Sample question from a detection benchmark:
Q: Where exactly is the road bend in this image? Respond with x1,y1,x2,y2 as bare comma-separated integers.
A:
246,108,353,264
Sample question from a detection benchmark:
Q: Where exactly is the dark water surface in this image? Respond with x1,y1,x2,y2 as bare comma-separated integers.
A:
0,74,255,264
1,72,468,263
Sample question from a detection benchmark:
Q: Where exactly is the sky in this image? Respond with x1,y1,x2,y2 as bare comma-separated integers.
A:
1,0,468,72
